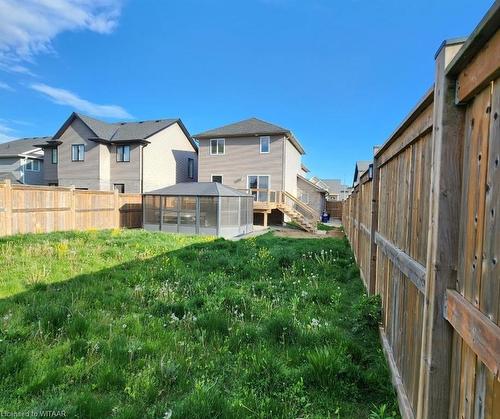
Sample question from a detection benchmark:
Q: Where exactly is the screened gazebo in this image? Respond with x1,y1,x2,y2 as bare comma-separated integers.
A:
143,183,253,238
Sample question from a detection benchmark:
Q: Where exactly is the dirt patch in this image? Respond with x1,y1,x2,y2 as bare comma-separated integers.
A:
272,226,345,239
326,228,345,239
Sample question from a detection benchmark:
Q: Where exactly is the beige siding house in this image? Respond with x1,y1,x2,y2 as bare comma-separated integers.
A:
36,113,197,193
194,118,320,231
297,175,327,217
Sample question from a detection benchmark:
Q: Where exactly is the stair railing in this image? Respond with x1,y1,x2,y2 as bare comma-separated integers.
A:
280,191,319,229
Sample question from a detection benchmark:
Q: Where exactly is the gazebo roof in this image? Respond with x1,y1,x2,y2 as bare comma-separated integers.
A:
145,182,251,197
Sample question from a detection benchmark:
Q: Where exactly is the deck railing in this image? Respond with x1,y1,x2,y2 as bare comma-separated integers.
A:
239,189,319,229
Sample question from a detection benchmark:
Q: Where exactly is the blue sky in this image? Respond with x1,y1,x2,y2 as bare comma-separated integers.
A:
0,0,493,184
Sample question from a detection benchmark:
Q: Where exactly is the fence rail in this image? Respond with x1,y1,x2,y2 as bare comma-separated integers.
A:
0,180,142,236
343,4,500,418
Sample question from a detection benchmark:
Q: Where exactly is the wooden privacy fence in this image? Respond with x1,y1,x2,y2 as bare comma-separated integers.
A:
326,200,343,219
343,5,500,419
0,180,142,236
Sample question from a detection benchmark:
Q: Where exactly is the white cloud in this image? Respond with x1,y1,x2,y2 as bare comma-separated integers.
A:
0,81,13,91
0,0,122,72
30,83,132,119
0,121,15,142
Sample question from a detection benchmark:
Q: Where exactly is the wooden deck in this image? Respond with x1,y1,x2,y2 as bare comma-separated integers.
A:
243,189,319,232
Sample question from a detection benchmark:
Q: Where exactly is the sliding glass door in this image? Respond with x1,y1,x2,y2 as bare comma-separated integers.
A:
248,175,270,202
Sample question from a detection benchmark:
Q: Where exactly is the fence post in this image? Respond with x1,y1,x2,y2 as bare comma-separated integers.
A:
4,179,12,236
369,157,380,295
114,189,120,228
69,186,76,230
357,180,363,266
416,39,466,419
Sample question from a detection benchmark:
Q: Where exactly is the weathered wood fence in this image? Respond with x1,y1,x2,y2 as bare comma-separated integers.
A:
326,200,343,219
0,180,142,236
343,4,500,419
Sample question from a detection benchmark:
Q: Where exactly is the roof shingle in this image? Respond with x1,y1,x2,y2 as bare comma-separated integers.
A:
193,117,289,139
193,117,305,154
76,113,180,141
0,137,50,157
145,182,252,197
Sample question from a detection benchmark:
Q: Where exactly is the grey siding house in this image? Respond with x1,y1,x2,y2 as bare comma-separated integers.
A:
36,113,198,193
319,179,353,201
194,118,320,231
353,160,371,186
0,138,48,185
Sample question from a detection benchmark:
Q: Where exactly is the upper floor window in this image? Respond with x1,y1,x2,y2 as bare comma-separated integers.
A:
51,148,58,164
188,158,194,179
116,145,130,162
260,136,270,153
210,138,225,155
25,159,40,172
72,144,85,162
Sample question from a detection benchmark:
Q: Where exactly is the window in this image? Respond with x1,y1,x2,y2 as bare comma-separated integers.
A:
299,190,310,204
72,144,85,161
162,196,179,225
260,136,270,153
210,138,225,155
220,197,239,227
179,197,196,226
25,159,40,171
188,158,194,179
248,175,270,202
51,148,58,164
144,195,161,225
211,175,223,183
113,183,125,193
116,145,130,162
199,197,217,229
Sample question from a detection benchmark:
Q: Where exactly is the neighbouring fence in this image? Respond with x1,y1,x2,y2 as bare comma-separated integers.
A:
0,180,142,236
326,200,343,219
343,4,500,419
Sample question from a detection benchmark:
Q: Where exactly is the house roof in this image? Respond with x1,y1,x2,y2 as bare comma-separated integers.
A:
356,161,371,175
145,182,252,197
297,174,328,193
193,117,305,155
320,179,342,194
0,172,22,183
0,137,48,158
353,160,371,185
301,163,310,173
49,113,197,149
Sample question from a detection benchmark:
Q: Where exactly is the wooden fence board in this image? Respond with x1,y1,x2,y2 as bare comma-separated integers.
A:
342,6,500,417
0,181,142,236
445,290,500,380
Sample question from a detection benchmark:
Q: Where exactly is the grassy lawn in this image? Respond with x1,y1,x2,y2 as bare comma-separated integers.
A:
0,229,397,418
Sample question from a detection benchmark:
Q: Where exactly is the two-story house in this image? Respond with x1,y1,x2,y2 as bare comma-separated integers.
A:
194,118,324,231
35,113,198,193
0,137,48,185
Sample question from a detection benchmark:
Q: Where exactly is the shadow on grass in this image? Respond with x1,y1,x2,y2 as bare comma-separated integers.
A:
0,232,396,418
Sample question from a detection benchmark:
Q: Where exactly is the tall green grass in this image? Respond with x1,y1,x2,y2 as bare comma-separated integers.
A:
0,229,397,417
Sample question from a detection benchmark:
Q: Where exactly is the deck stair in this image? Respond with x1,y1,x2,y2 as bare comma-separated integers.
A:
277,203,316,232
277,191,318,233
244,189,318,233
